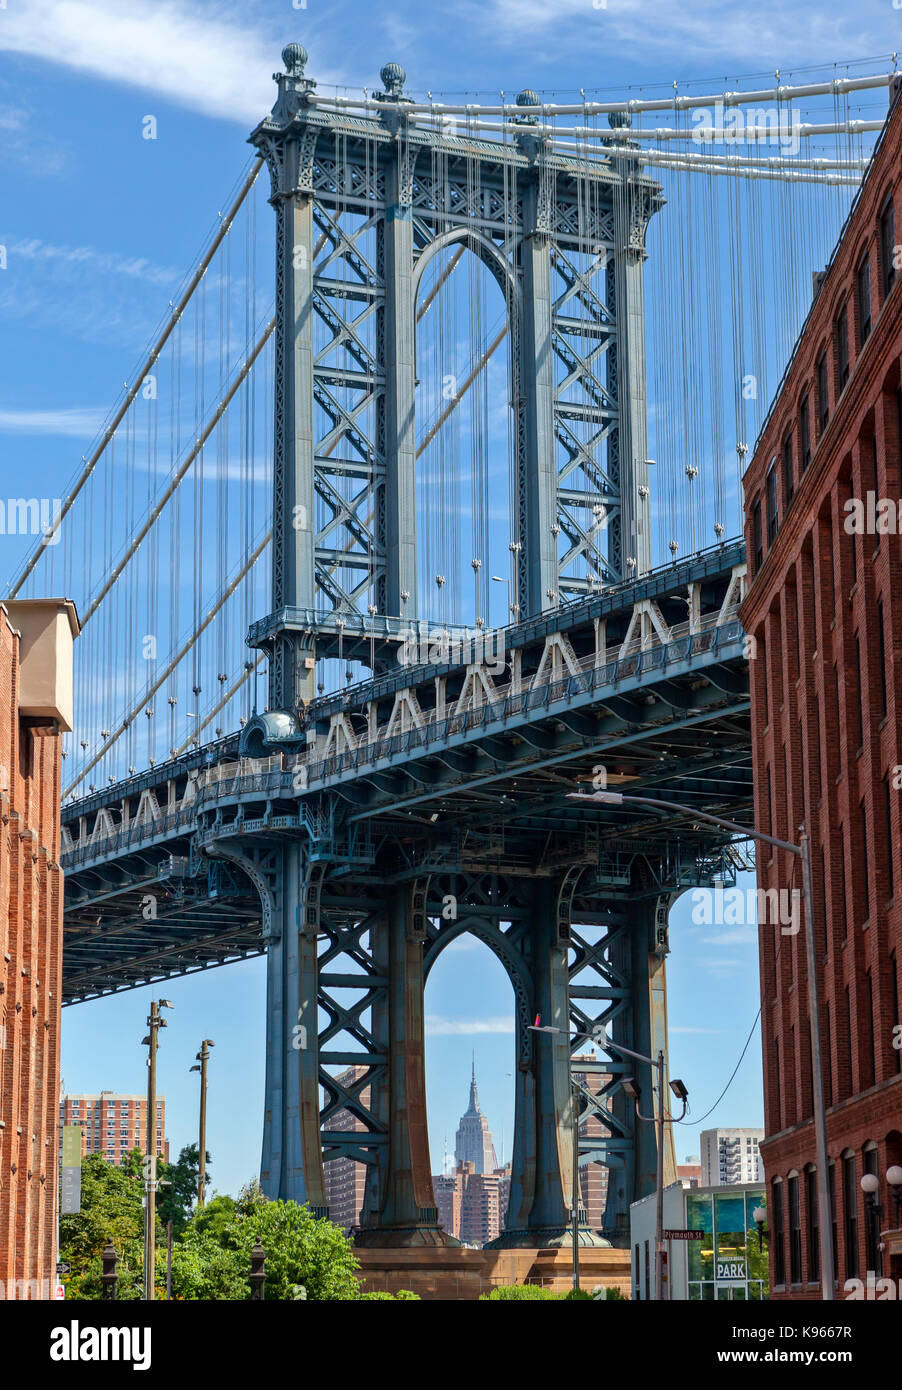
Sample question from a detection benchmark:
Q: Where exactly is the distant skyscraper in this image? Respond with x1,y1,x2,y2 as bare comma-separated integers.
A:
454,1061,497,1174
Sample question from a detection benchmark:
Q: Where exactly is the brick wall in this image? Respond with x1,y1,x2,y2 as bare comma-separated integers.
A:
0,608,65,1298
740,85,902,1298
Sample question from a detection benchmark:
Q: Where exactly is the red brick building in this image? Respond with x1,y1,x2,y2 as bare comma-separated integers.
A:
741,82,902,1297
0,599,77,1298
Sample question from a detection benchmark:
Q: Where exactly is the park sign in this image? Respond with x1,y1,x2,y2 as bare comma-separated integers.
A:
60,1125,82,1215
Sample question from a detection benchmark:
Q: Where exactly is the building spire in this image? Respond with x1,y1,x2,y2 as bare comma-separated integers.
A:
467,1053,480,1114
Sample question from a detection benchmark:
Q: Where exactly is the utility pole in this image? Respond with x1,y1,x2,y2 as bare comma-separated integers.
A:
190,1039,214,1207
142,999,173,1301
571,1081,580,1291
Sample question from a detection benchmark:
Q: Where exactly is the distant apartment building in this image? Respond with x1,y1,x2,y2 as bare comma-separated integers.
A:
0,599,77,1298
59,1091,168,1164
700,1129,764,1187
434,1160,512,1246
322,1064,370,1233
572,1054,611,1229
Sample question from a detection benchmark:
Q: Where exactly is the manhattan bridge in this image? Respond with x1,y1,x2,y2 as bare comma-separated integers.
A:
7,46,893,1246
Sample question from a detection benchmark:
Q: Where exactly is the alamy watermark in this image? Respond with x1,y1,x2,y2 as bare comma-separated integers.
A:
690,884,801,935
0,497,63,544
397,625,505,674
691,101,802,155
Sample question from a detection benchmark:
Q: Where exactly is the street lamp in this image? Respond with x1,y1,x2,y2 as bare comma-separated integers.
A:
491,574,518,620
613,1046,688,1301
887,1166,902,1228
143,998,174,1301
569,787,837,1302
529,1017,687,1300
860,1173,882,1275
189,1039,214,1207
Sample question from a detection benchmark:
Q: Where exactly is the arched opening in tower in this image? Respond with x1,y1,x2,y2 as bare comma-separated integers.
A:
424,931,515,1247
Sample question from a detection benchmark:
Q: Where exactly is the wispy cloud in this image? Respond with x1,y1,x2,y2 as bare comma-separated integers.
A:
0,1,341,126
0,406,108,437
3,237,181,288
426,1014,513,1035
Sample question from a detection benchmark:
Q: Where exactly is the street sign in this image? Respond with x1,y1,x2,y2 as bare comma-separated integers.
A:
56,1261,71,1276
54,1284,65,1300
664,1229,705,1240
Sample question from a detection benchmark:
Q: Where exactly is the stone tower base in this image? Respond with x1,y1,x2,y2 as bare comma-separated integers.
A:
353,1245,631,1300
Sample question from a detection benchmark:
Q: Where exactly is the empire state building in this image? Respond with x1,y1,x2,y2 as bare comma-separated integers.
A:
454,1061,498,1174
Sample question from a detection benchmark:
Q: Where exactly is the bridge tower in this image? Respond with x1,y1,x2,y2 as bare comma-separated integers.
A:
240,45,673,1248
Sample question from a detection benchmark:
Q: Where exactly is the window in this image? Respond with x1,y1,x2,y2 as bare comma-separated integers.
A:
806,1166,820,1282
878,599,888,719
788,1174,802,1284
772,1180,786,1286
880,198,896,299
817,353,829,436
835,304,849,389
861,800,870,920
854,636,864,750
857,256,872,344
842,1152,858,1280
867,972,877,1087
893,955,901,1074
783,432,794,508
766,462,779,544
800,393,811,470
752,497,763,573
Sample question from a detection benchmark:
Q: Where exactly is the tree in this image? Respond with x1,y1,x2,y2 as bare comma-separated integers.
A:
157,1144,210,1235
59,1154,146,1299
231,1200,360,1300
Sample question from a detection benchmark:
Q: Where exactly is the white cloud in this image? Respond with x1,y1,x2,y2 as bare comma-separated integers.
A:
426,1014,513,1035
0,406,108,436
0,0,330,126
3,236,180,288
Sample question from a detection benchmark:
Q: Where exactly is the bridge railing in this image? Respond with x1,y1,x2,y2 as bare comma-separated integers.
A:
62,616,746,868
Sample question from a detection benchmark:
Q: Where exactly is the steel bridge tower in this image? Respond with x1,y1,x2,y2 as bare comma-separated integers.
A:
236,45,678,1248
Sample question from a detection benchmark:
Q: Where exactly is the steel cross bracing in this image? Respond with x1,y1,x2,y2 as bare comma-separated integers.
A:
246,53,663,716
61,523,752,1242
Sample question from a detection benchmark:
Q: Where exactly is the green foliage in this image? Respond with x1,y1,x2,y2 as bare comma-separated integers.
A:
59,1148,361,1301
746,1226,769,1283
59,1154,146,1299
230,1199,360,1301
564,1288,594,1299
157,1144,210,1236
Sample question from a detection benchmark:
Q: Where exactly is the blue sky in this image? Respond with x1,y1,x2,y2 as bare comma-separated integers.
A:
2,0,894,1195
